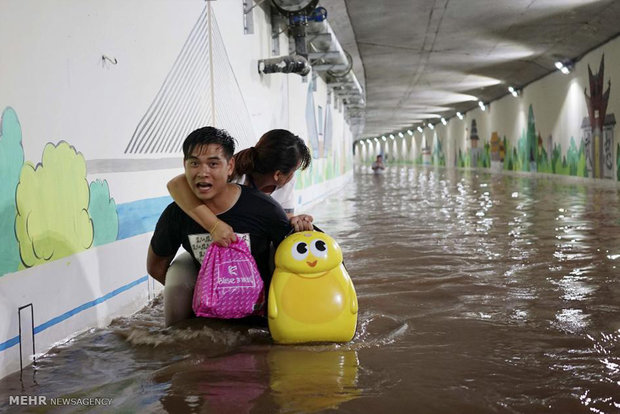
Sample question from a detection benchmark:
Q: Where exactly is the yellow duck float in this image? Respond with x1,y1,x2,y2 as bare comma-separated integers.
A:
268,230,358,343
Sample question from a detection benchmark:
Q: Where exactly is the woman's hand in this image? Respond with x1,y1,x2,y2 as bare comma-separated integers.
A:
289,214,314,232
210,220,237,247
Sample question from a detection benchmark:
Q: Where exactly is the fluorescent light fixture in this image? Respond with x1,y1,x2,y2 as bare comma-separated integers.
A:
407,129,413,136
554,60,573,75
417,126,424,133
456,112,464,120
508,86,519,97
441,117,447,125
478,100,486,111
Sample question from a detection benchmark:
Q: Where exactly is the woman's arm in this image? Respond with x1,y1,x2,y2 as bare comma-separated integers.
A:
289,213,314,232
167,174,237,246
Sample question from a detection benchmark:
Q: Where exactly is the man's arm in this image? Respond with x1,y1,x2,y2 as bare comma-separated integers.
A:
147,245,175,285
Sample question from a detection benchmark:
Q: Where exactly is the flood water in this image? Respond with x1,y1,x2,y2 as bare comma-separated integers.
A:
1,165,620,413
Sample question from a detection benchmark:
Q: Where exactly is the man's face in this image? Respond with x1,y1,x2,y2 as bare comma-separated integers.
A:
184,144,233,202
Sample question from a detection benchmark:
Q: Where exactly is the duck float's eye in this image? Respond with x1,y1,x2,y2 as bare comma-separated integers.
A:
310,239,328,258
292,242,309,261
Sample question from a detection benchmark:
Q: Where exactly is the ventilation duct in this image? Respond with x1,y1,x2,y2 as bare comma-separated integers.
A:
306,19,365,108
258,0,321,76
258,55,311,76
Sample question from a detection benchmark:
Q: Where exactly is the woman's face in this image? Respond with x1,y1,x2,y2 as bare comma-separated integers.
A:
276,168,296,188
275,160,301,189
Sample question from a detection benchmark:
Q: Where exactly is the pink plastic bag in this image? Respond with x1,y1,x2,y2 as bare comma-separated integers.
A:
192,239,264,319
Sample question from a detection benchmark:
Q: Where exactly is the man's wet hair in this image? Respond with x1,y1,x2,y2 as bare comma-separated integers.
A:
182,127,237,161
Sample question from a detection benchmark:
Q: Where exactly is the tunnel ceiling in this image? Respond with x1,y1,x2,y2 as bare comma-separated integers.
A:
321,0,620,139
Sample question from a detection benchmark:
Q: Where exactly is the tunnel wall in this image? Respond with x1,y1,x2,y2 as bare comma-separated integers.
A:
356,36,620,184
0,1,354,379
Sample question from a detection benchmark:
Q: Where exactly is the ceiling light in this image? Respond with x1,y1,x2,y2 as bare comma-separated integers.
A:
398,132,404,138
428,123,434,130
374,138,379,142
478,100,486,111
456,112,464,120
389,134,395,139
382,136,387,141
555,60,573,75
417,126,423,133
441,117,447,126
508,86,519,97
366,139,371,144
407,129,413,136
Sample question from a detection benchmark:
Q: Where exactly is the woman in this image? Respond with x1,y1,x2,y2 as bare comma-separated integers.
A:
168,129,314,246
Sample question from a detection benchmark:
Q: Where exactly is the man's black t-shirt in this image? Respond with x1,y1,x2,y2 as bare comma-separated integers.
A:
150,184,292,285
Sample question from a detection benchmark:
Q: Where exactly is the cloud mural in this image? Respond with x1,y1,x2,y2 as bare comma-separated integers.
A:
89,179,118,246
16,141,94,267
0,107,122,276
0,107,24,275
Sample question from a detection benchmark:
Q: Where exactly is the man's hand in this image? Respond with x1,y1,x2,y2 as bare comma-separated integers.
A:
210,219,237,247
290,214,314,232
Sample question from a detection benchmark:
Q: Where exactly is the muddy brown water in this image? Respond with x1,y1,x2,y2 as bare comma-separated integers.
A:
1,166,619,413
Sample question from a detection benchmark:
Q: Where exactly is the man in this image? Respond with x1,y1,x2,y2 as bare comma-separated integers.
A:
147,127,292,326
371,154,385,173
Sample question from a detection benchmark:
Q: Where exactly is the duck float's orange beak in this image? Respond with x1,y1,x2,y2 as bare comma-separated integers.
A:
307,260,317,267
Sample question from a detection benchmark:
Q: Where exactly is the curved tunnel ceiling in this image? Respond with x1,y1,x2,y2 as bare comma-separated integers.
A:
321,0,620,138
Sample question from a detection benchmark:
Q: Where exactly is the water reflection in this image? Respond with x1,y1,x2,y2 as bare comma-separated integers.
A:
152,346,360,413
268,348,360,413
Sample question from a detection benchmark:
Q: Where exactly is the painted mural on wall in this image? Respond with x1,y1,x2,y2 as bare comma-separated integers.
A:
298,81,352,190
432,132,445,166
583,55,615,179
457,119,490,168
0,107,118,277
454,56,619,180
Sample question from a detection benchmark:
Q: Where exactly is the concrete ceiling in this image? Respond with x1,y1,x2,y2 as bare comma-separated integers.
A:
320,0,620,139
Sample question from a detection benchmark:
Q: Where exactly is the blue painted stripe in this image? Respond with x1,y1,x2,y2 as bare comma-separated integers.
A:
0,336,19,352
0,275,149,352
116,196,171,240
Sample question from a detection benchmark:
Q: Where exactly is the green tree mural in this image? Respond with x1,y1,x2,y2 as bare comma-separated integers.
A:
89,179,119,246
432,135,445,166
0,107,24,276
16,141,94,268
526,105,537,169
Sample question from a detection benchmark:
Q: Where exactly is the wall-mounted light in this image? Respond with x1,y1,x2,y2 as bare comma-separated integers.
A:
382,136,387,141
441,117,447,126
456,112,464,120
398,132,404,138
508,86,519,97
374,137,379,142
428,123,434,130
478,100,486,111
366,139,372,144
407,129,413,136
417,126,424,133
389,134,395,140
554,60,573,75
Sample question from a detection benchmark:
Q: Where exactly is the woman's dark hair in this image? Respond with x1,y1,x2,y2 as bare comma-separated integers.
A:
233,129,311,179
